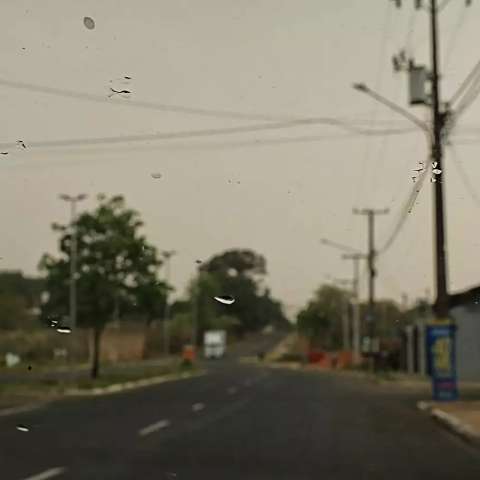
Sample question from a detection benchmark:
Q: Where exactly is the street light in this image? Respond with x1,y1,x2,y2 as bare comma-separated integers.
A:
352,82,430,135
161,250,177,355
59,194,87,329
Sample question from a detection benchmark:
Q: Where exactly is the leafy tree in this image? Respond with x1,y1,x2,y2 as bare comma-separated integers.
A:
39,194,164,378
199,249,288,333
297,284,351,349
204,249,266,277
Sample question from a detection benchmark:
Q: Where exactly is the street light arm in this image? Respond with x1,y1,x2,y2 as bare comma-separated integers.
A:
353,83,431,137
320,237,361,254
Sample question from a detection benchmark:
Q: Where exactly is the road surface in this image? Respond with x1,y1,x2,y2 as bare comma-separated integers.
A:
1,353,480,478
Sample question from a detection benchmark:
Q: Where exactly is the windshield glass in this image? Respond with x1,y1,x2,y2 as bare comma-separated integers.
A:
2,1,480,479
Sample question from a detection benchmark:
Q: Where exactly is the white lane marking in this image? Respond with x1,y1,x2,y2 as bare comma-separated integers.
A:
22,467,67,480
227,386,237,395
138,419,170,437
192,402,205,412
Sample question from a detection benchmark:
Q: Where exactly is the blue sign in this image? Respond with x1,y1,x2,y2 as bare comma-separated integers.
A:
426,324,458,401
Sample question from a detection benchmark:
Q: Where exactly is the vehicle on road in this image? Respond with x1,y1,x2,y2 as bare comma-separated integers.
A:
203,330,227,359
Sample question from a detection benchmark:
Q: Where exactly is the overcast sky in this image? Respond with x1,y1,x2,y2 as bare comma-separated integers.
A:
1,0,480,317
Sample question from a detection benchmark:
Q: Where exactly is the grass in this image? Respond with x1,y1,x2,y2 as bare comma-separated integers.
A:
0,358,192,410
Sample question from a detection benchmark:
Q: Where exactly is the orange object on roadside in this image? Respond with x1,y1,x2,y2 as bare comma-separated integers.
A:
182,344,196,362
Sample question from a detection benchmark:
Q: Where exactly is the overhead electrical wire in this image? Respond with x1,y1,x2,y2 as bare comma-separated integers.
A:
378,157,430,255
448,143,480,207
443,2,468,70
0,76,416,128
450,59,480,119
0,77,299,123
354,0,394,208
0,118,415,152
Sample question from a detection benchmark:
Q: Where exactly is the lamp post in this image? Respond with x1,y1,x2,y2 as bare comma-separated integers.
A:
59,193,87,329
161,250,176,355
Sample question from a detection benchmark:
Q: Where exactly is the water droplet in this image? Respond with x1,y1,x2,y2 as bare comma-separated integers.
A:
214,295,235,305
432,168,442,175
151,173,162,179
56,326,72,334
16,424,30,432
83,16,95,30
192,402,205,412
195,259,202,264
48,318,59,327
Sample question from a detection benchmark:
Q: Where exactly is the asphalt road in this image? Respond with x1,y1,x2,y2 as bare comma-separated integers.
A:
2,350,480,479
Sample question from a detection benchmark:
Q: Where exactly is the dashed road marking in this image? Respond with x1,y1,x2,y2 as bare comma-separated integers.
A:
192,402,205,412
138,419,171,437
22,467,67,480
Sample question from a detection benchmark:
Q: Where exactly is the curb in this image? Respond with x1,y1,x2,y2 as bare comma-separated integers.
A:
417,400,480,448
0,370,205,417
64,370,205,397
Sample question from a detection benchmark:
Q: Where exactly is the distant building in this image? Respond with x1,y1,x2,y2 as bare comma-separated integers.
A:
449,285,480,382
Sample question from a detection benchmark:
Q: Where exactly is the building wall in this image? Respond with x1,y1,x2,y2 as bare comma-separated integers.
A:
450,305,480,381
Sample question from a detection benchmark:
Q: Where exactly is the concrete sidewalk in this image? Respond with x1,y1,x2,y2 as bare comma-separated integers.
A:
418,400,480,447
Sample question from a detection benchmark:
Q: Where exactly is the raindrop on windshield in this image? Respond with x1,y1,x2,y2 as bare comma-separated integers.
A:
56,326,72,334
83,16,95,30
16,424,30,432
214,295,235,305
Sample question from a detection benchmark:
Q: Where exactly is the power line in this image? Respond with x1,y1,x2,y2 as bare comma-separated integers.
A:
0,76,422,129
0,118,415,152
354,0,394,209
0,77,299,123
448,143,480,207
443,1,468,70
379,159,430,255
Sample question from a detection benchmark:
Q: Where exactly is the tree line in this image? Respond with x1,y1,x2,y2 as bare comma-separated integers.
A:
296,283,431,352
0,194,289,378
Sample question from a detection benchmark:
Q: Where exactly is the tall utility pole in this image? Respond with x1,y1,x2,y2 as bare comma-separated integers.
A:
342,253,365,365
352,0,473,399
161,250,176,355
430,0,448,318
353,208,388,354
192,264,204,348
59,194,87,329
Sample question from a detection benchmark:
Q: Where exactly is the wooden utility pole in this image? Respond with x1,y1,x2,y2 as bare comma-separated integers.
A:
353,208,388,358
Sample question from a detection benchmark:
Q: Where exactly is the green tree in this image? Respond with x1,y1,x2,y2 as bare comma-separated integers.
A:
200,249,288,333
39,194,164,378
297,284,350,349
